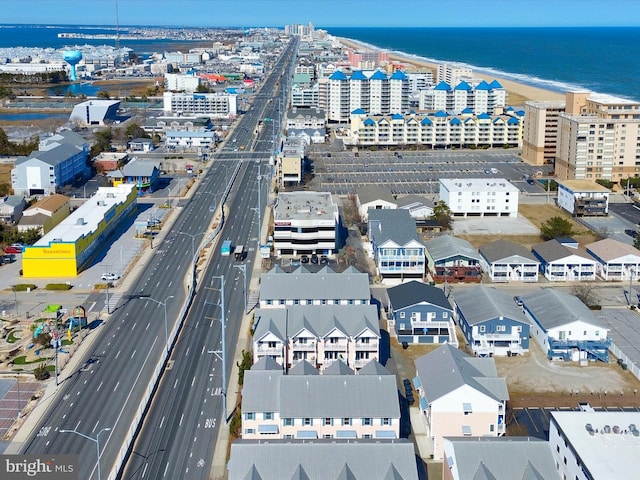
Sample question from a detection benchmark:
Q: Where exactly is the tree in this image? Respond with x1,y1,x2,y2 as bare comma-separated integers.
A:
540,216,575,240
431,200,453,230
634,235,640,250
571,284,597,307
34,364,50,380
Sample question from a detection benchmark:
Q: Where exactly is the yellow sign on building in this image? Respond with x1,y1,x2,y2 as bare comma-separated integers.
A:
22,243,78,277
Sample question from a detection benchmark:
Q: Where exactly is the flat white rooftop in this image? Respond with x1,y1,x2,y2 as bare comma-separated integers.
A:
274,191,338,222
36,184,134,245
440,178,518,193
552,411,640,479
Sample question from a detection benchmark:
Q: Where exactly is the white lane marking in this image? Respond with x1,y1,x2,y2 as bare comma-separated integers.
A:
97,381,103,392
159,416,165,429
185,347,190,357
201,345,205,355
173,379,178,389
163,462,170,477
142,463,149,478
131,350,136,359
115,350,121,359
146,322,150,331
179,414,184,426
191,376,196,387
92,421,99,433
114,382,120,392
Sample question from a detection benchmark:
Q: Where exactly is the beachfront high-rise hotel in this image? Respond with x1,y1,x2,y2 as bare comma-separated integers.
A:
523,92,640,181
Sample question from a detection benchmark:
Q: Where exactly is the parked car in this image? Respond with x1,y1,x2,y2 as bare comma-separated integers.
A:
300,255,309,264
3,254,16,264
4,245,22,254
513,295,524,306
320,255,329,265
403,378,413,396
625,229,638,238
310,254,319,264
101,272,121,281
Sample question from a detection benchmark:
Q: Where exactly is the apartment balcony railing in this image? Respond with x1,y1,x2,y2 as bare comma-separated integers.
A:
290,343,316,352
256,345,284,355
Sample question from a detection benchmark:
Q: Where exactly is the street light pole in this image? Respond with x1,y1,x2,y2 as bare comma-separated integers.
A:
12,285,18,316
178,231,205,263
59,427,111,480
142,295,174,353
206,276,227,421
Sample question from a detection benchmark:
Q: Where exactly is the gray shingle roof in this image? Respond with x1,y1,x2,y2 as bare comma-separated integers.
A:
253,304,379,341
2,195,24,207
242,370,400,419
358,360,392,376
479,239,537,264
444,437,557,480
426,235,480,263
387,280,452,311
368,209,421,246
453,286,530,326
122,158,160,177
357,186,396,206
521,288,606,330
532,239,594,263
228,440,419,480
414,344,509,403
288,360,319,375
259,266,371,303
323,359,354,375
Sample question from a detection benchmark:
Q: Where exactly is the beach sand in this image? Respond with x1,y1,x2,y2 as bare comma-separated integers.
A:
337,36,565,104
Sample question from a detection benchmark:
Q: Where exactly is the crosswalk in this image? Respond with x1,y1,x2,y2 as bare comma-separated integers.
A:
105,293,123,313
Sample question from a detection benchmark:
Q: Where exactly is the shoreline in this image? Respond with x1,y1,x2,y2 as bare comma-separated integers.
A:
336,36,566,104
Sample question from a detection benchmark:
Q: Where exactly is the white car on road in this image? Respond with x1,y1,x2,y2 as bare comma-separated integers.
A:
101,273,121,281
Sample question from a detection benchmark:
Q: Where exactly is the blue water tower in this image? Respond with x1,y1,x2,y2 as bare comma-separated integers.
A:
63,50,83,81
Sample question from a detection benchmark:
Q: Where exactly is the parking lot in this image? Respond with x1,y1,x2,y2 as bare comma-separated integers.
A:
510,406,640,439
308,149,553,195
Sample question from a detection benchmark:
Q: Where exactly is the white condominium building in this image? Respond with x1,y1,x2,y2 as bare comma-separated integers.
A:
164,73,200,93
439,178,519,217
327,69,409,122
348,110,522,148
162,91,237,118
437,62,473,85
419,80,507,115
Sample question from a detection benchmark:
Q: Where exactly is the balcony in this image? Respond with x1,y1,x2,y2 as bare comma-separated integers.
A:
256,345,284,355
323,341,348,351
291,342,316,352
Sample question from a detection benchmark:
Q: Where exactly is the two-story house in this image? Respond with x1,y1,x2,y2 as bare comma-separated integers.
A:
586,238,640,281
368,208,426,282
425,234,482,283
453,286,530,356
532,239,598,281
521,288,610,362
478,239,539,283
252,304,380,371
241,356,400,440
386,280,455,345
413,344,509,460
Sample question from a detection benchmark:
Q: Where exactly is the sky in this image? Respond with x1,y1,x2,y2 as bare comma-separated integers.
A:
2,0,640,28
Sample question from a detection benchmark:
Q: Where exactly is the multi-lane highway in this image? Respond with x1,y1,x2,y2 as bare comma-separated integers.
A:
20,36,298,480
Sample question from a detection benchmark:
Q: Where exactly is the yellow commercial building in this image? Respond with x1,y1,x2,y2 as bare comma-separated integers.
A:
22,184,136,278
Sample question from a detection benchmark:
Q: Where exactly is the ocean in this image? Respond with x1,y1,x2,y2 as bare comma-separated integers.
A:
327,27,640,101
0,24,638,101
